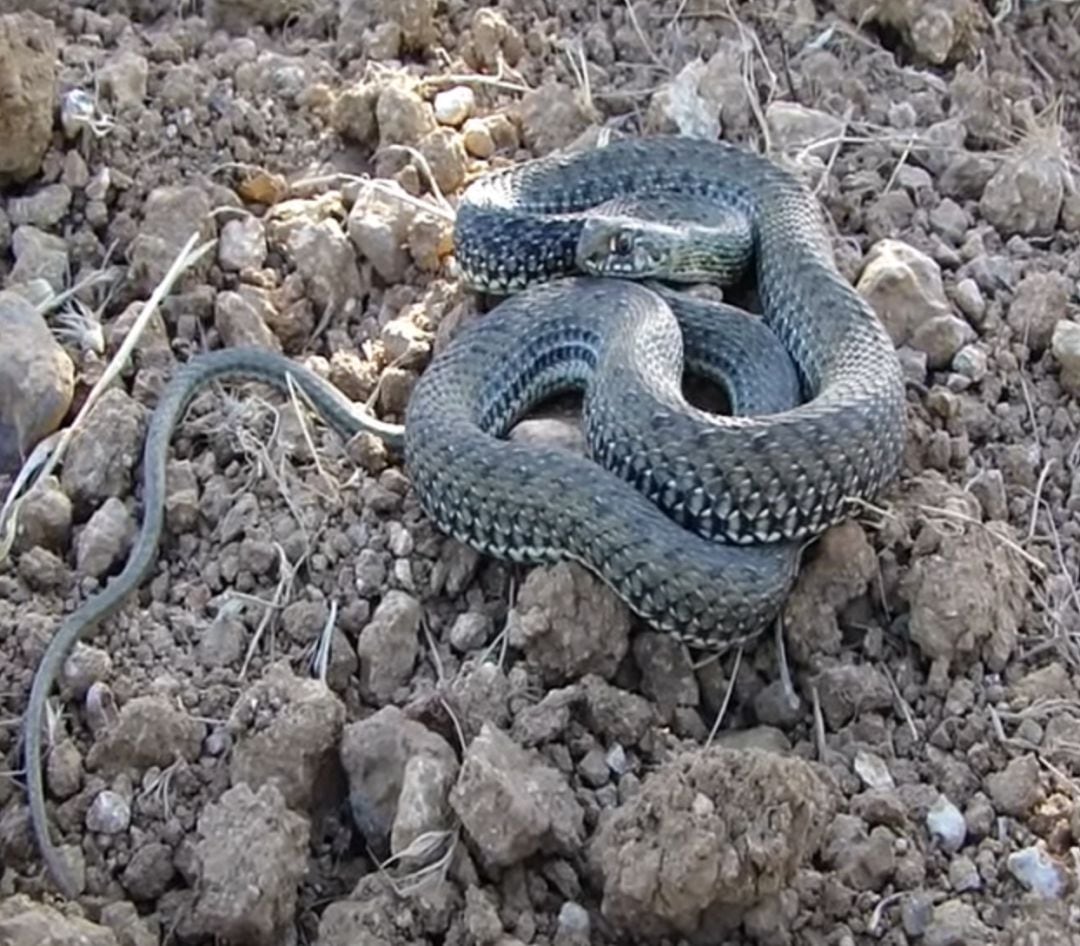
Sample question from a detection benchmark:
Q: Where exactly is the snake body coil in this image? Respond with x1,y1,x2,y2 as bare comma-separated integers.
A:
23,134,905,897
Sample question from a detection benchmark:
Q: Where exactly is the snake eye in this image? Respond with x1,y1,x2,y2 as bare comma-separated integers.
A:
609,231,633,256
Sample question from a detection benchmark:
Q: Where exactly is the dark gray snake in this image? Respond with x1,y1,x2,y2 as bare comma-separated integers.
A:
22,134,905,897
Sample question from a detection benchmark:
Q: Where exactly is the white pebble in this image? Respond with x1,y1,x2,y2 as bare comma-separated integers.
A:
1007,844,1068,899
433,86,474,126
85,789,131,834
926,794,966,852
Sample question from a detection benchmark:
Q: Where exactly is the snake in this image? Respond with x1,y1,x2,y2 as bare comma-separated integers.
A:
21,133,906,897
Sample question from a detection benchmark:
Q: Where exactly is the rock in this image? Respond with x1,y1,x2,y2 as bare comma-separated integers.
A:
61,643,112,699
448,611,493,652
213,289,282,352
417,126,467,194
929,197,969,243
952,277,986,324
923,898,992,946
449,723,584,868
589,748,832,938
356,590,421,704
1009,272,1072,354
7,183,73,229
284,218,363,313
331,81,378,146
986,754,1043,817
904,520,1028,670
86,696,205,774
433,86,474,126
0,12,57,183
632,632,699,709
347,181,414,283
1009,663,1076,704
85,789,131,835
0,291,75,476
228,662,346,811
8,225,69,291
927,795,967,852
120,841,175,901
0,895,118,945
649,58,719,140
1007,844,1070,899
218,216,267,271
580,675,655,745
75,497,134,578
59,387,146,514
857,239,951,347
909,314,976,370
766,101,844,159
184,783,309,944
99,900,159,946
519,82,596,156
98,51,148,110
128,185,215,294
340,705,458,858
952,343,988,383
814,664,893,731
1051,319,1080,395
784,522,877,661
376,82,436,147
467,8,524,70
507,562,631,685
980,144,1065,237
823,818,896,891
461,118,495,158
45,739,82,800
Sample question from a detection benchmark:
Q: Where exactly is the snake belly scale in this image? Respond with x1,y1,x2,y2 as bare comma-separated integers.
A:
22,134,906,897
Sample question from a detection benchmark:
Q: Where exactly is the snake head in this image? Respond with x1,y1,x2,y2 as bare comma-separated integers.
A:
575,218,671,278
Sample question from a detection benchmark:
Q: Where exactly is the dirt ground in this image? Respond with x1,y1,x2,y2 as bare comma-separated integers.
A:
0,0,1079,944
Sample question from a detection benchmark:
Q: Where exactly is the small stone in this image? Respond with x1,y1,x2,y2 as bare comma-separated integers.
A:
392,749,459,860
557,901,591,944
1051,319,1080,395
0,292,75,476
1009,272,1072,353
980,145,1065,237
356,591,421,704
99,51,149,110
633,631,699,709
285,218,364,316
929,198,969,243
0,12,58,184
75,497,134,578
218,216,267,271
909,314,976,370
923,899,991,946
857,239,951,347
186,783,309,944
228,663,346,811
468,8,524,70
417,126,467,194
519,81,596,156
765,101,844,159
952,277,986,324
853,751,895,791
507,563,631,686
986,754,1043,817
85,789,131,834
814,664,893,730
948,854,980,891
7,183,73,229
86,696,205,774
449,611,492,652
348,181,413,283
9,225,69,291
100,900,159,946
376,83,436,146
214,290,282,352
0,896,115,943
450,723,584,868
121,841,175,901
901,890,934,937
433,86,474,126
15,477,73,552
1006,843,1069,899
952,343,987,382
968,468,1007,520
45,740,83,800
461,117,495,158
578,747,611,788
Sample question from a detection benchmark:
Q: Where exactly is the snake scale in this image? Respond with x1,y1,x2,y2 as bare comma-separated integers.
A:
22,134,906,897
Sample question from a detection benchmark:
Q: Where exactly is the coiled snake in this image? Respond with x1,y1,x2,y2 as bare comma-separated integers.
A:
22,135,905,896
